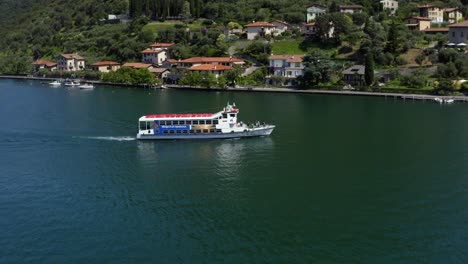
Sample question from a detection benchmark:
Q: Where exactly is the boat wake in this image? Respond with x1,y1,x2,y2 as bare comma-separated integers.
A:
80,136,136,141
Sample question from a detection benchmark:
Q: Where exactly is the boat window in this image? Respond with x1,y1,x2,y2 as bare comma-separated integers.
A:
216,129,222,133
195,130,201,133
180,120,185,125
176,130,181,134
173,120,179,125
193,120,199,125
203,129,208,133
139,122,146,130
213,120,218,125
187,120,192,125
190,130,194,133
182,130,188,134
206,120,212,125
169,130,175,134
146,122,152,130
163,130,169,134
222,113,227,118
200,120,205,125
229,114,236,117
209,129,215,133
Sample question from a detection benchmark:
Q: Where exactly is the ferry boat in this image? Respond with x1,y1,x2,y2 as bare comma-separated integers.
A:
136,103,275,140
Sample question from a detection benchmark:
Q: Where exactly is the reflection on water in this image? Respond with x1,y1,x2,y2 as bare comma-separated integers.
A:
137,137,274,175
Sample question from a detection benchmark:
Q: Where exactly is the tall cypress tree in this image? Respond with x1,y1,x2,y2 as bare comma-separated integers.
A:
385,20,398,54
365,51,375,86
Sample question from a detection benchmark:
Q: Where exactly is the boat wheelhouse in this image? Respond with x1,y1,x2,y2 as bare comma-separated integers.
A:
136,103,275,140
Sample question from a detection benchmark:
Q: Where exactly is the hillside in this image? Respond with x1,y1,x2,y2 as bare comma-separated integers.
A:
0,0,466,75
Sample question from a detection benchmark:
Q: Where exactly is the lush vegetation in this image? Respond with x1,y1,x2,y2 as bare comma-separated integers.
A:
0,0,467,93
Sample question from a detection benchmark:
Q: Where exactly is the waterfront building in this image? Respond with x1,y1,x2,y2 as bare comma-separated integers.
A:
448,20,468,45
268,55,304,85
122,62,154,70
304,22,318,36
339,5,363,14
57,54,85,71
417,4,443,23
244,21,277,40
187,64,232,78
141,43,173,66
175,57,245,68
422,28,449,35
342,65,365,86
150,68,171,79
31,60,57,73
90,61,121,73
306,5,327,22
406,17,432,31
380,0,398,15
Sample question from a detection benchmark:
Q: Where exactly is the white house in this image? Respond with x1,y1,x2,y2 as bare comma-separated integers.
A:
417,4,443,23
448,20,468,45
380,0,398,15
57,54,85,71
141,43,173,66
271,20,289,35
339,5,363,14
444,8,463,24
244,21,277,40
269,55,304,78
306,5,327,22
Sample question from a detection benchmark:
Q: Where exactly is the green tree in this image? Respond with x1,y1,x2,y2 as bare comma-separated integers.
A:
365,51,374,86
385,21,399,54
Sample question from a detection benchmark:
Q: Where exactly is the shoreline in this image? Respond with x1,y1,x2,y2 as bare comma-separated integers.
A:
2,75,467,103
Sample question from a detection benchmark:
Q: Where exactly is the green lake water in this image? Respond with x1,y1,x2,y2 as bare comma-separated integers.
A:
1,79,468,263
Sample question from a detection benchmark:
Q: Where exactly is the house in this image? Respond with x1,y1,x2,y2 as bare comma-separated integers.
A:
380,0,398,15
406,17,432,31
176,57,245,68
306,5,327,22
342,65,365,86
422,28,449,35
141,43,173,66
417,4,443,23
187,64,232,78
90,61,121,73
122,62,154,70
444,8,463,24
31,60,57,73
268,55,305,82
304,22,318,36
149,68,170,79
57,54,85,71
448,20,468,45
339,5,363,14
244,21,277,40
271,20,289,35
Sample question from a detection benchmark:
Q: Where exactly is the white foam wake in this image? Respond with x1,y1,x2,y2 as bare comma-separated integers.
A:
81,136,136,141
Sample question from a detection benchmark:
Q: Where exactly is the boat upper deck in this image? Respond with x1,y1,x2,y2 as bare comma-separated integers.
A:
139,105,239,122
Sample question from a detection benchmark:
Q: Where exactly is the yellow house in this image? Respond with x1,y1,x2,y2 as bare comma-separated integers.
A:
406,17,432,31
91,61,121,73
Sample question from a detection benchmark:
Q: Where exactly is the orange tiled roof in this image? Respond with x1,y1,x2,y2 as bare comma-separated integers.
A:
272,20,289,26
443,8,459,13
417,4,436,8
270,55,304,63
122,62,153,68
188,64,232,71
423,28,449,32
150,68,169,73
180,57,244,64
449,20,468,28
141,48,164,54
60,53,85,60
32,60,57,66
149,43,174,48
244,21,276,27
409,16,432,21
91,61,120,66
305,22,316,26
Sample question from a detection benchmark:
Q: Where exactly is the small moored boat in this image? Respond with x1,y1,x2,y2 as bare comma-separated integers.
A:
49,80,61,86
79,83,94,90
136,103,275,140
65,80,80,86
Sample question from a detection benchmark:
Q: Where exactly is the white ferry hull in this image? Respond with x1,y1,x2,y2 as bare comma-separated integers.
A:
137,126,274,140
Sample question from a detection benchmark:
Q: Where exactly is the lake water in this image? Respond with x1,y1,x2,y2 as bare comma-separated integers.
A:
1,79,468,263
